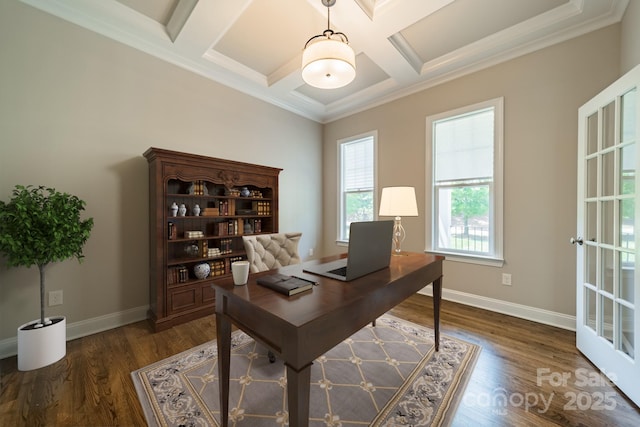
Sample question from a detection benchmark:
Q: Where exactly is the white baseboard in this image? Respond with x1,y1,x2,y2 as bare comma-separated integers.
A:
418,287,576,331
1,291,576,359
0,305,149,360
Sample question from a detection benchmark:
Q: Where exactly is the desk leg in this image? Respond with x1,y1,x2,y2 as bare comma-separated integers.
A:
285,362,312,427
433,276,442,351
216,313,231,427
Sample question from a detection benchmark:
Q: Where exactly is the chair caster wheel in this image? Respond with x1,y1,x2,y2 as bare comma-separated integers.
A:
268,350,276,363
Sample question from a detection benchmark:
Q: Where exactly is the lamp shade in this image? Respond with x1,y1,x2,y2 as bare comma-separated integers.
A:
379,186,418,217
302,38,356,89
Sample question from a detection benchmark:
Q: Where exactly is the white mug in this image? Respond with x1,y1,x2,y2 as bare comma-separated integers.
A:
231,260,250,285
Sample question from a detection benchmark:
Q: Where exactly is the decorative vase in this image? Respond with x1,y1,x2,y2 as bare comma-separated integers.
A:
17,316,66,371
170,202,178,217
193,262,211,280
240,187,251,197
178,204,187,216
193,204,201,216
185,243,199,257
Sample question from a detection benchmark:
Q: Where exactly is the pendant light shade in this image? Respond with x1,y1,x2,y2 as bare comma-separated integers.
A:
302,0,355,89
302,38,355,89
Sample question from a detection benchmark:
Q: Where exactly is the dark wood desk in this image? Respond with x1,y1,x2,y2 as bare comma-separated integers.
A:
212,252,444,427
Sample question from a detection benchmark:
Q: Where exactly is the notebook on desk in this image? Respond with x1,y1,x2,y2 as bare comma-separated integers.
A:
303,220,394,281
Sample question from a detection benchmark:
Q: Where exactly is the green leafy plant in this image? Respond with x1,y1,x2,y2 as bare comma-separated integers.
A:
0,185,94,327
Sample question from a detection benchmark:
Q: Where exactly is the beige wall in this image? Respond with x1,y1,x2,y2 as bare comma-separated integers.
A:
0,1,323,343
323,25,623,317
621,0,640,73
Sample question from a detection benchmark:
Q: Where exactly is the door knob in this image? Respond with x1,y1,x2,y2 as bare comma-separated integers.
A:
570,237,584,245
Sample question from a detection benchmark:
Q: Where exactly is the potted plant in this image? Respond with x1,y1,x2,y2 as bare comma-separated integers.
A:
0,185,93,370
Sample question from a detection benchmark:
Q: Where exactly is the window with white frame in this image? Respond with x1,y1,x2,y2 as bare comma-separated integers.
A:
338,132,377,242
426,98,504,265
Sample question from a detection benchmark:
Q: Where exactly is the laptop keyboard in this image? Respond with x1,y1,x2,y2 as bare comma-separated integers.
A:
328,266,348,277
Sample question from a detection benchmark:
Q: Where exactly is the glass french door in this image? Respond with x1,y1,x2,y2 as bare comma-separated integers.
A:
576,65,640,407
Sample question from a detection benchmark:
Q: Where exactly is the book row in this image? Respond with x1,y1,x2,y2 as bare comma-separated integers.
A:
168,219,264,240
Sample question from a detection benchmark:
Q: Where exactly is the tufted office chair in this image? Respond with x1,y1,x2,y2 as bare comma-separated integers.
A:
242,232,302,273
242,232,302,362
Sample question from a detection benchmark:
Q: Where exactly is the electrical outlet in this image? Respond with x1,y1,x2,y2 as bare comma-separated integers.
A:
309,247,314,257
502,273,512,286
49,290,63,306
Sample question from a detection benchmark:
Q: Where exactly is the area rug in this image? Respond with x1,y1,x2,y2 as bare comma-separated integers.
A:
132,315,480,427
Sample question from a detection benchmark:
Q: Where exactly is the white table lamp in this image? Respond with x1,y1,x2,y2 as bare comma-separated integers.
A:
379,186,418,255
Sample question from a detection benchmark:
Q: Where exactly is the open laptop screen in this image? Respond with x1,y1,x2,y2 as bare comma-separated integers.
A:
303,220,393,281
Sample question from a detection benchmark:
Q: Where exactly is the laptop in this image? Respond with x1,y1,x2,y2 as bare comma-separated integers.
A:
303,220,394,281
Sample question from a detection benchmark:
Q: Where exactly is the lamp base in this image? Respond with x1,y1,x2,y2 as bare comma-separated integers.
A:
391,217,406,255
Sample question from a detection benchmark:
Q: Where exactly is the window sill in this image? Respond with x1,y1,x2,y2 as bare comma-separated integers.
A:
425,250,504,267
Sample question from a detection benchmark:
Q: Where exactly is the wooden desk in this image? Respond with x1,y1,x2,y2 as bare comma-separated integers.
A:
212,252,444,427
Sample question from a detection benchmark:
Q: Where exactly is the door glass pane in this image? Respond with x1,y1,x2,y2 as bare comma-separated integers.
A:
620,143,636,195
601,200,615,245
586,244,597,285
601,248,614,294
601,295,614,343
602,151,615,196
621,89,636,144
587,157,598,198
603,101,615,148
619,304,634,358
620,255,635,303
587,112,598,155
587,201,597,242
621,198,634,249
586,287,597,331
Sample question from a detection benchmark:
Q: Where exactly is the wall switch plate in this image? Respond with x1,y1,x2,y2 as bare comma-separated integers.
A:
49,290,63,306
502,273,512,286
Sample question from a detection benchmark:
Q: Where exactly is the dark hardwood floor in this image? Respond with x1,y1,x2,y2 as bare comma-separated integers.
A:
1,294,638,426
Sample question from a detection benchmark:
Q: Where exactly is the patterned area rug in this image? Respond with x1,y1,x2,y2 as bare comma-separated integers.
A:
132,315,480,427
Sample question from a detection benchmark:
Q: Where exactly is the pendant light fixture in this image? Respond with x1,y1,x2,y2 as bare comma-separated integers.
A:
302,0,356,89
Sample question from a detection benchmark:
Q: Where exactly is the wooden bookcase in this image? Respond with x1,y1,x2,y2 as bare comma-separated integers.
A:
144,147,281,331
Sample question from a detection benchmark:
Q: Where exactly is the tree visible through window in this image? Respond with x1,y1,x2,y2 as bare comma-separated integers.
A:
426,98,503,263
338,132,376,241
450,186,490,252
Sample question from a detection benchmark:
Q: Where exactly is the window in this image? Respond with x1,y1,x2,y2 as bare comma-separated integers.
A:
338,132,377,242
426,98,503,265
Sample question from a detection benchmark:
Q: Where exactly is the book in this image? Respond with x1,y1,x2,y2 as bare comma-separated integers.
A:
256,273,314,296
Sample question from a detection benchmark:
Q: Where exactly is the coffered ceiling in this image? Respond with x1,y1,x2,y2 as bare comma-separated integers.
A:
21,0,628,123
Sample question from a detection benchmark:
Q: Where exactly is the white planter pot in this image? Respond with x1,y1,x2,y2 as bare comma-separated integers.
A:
17,316,66,371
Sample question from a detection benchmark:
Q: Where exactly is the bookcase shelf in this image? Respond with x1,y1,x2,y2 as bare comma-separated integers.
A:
144,147,281,331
